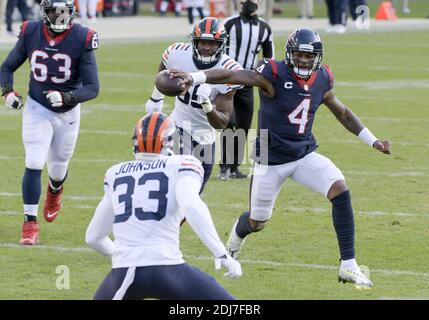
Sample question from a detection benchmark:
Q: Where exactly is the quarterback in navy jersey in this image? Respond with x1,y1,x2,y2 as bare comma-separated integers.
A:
0,0,99,245
172,28,391,287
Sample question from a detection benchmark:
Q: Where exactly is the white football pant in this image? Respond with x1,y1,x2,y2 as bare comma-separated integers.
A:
22,96,80,181
250,152,345,221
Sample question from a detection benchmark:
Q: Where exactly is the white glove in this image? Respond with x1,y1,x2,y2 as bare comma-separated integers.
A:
45,91,63,107
195,84,213,113
145,98,164,113
4,91,23,110
215,254,243,278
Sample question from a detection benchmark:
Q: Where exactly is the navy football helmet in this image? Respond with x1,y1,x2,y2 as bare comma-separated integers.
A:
192,17,227,65
41,0,75,34
285,28,323,78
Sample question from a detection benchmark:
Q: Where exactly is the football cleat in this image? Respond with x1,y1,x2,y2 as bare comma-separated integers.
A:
43,184,63,222
338,264,373,288
217,166,230,180
230,168,248,179
225,219,246,259
19,221,40,245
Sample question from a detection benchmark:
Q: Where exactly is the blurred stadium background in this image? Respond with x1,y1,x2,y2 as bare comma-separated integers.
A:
0,0,428,300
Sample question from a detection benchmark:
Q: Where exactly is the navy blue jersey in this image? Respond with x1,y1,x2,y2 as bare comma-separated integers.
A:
0,20,99,113
255,59,334,164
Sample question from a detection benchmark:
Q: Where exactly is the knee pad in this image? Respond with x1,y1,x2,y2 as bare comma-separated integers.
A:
25,145,47,170
47,161,69,182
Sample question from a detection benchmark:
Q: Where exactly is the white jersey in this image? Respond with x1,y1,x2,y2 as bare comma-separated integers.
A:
162,42,243,144
103,154,204,268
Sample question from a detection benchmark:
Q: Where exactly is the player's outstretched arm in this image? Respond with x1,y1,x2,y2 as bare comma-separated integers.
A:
323,90,391,154
85,195,115,257
146,62,167,113
176,175,242,278
170,69,275,97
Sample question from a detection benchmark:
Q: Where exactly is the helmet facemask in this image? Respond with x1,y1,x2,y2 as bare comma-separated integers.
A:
42,0,75,34
286,47,322,78
193,37,225,65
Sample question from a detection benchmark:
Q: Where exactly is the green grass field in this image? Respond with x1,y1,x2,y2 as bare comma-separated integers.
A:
0,29,428,300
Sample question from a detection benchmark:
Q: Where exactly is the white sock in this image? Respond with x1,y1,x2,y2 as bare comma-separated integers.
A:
341,258,358,269
24,205,38,217
160,1,168,12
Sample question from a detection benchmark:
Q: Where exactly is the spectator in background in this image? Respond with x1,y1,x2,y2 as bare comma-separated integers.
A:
325,0,348,34
160,0,182,17
184,0,205,33
349,0,366,21
297,0,314,19
78,0,99,22
401,0,410,14
5,0,31,35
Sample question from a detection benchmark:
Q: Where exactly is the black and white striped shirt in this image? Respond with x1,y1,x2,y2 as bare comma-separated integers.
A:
223,14,274,70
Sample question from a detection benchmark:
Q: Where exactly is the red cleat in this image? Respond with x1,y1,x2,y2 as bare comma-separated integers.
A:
19,221,39,245
43,185,63,222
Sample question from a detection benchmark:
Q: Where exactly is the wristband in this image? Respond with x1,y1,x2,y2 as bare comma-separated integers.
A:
201,100,213,113
358,127,378,147
189,71,207,85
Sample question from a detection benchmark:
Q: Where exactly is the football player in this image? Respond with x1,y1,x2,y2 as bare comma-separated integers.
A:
145,17,243,191
86,113,242,300
171,28,391,287
0,0,99,245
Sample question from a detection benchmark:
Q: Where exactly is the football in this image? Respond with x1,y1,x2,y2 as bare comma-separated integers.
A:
155,70,184,97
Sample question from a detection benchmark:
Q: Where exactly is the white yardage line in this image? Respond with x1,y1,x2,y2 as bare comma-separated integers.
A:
336,79,429,90
0,243,92,253
0,242,427,278
0,192,101,201
1,197,426,219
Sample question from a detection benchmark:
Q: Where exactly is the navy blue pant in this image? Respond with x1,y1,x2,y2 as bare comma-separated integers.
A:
349,0,367,20
94,264,235,300
220,86,254,171
325,0,348,25
5,0,30,31
177,127,215,192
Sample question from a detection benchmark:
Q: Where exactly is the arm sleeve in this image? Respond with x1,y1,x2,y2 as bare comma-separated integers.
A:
261,26,274,59
64,49,99,105
176,175,228,259
0,36,27,95
85,194,115,257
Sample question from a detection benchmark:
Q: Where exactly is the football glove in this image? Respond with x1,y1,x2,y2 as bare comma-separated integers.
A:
195,84,213,113
215,254,243,278
145,97,164,114
45,91,64,107
4,91,23,110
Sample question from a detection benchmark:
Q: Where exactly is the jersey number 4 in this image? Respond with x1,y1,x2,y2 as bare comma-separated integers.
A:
31,50,71,83
113,172,169,223
288,98,310,134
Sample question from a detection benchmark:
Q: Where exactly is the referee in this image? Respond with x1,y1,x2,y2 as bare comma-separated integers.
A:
219,0,274,180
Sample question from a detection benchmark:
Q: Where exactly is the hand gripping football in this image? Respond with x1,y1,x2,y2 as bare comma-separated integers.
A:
155,70,184,97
